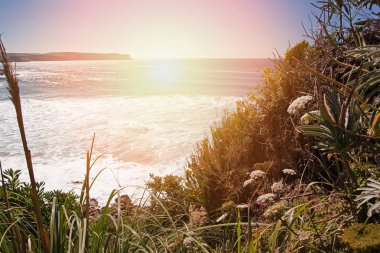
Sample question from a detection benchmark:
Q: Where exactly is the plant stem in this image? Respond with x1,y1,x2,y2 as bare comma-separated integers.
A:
85,151,90,252
342,156,358,189
0,37,50,253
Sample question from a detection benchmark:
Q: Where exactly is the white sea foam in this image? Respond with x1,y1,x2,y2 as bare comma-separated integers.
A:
0,59,265,203
0,96,238,203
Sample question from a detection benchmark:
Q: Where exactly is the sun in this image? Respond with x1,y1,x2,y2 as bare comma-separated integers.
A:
149,63,182,90
152,64,180,82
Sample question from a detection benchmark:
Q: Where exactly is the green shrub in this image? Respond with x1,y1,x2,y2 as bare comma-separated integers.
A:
146,174,189,220
0,169,79,240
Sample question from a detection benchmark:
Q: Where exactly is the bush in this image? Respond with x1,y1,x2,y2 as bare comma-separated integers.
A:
0,169,79,240
184,40,318,211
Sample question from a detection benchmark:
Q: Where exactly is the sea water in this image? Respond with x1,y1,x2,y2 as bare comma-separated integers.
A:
0,59,270,203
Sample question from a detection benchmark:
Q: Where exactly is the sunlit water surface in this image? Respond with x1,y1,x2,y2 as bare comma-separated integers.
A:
0,59,270,203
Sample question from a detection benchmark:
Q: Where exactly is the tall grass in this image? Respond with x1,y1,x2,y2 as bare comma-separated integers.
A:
0,36,50,252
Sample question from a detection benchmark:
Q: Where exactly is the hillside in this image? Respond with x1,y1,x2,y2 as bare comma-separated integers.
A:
6,52,131,62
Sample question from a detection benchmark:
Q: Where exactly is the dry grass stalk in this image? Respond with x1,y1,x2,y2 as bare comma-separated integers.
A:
85,150,90,251
0,36,50,253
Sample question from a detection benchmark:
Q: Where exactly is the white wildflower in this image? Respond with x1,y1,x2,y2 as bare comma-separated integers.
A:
236,204,249,209
300,110,320,125
282,169,296,176
243,178,254,187
250,170,266,180
257,193,276,203
271,180,284,193
287,95,313,116
216,213,228,223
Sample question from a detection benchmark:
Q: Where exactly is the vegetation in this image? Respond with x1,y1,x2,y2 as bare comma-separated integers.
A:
0,0,379,252
342,223,380,252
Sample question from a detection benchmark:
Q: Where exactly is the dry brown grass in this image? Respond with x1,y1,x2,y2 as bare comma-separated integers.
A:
0,36,50,253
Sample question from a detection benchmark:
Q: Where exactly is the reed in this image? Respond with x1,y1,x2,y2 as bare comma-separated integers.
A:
0,36,50,253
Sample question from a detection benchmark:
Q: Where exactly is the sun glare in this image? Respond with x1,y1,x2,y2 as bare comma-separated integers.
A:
150,64,181,88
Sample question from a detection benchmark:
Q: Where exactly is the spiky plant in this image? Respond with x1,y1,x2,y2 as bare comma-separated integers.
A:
356,178,380,217
301,2,380,187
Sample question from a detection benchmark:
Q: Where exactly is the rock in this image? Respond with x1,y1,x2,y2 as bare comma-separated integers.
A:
89,198,100,220
82,194,137,221
108,194,136,218
90,198,99,207
113,194,134,210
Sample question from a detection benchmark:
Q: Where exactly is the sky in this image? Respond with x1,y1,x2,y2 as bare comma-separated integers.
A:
0,0,316,59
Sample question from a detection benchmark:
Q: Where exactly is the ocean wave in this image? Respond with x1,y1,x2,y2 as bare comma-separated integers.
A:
0,59,263,202
0,95,238,203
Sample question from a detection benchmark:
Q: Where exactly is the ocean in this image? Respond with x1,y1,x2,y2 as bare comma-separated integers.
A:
0,59,270,203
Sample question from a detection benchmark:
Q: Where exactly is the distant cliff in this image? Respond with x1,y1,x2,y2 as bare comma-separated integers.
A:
6,52,131,62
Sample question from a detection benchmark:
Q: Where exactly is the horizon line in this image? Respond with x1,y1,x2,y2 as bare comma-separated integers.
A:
7,53,275,60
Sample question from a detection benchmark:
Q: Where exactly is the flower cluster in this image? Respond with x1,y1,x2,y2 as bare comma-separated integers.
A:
287,95,313,116
257,193,276,203
250,170,266,180
282,169,296,176
271,180,284,193
243,178,254,187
